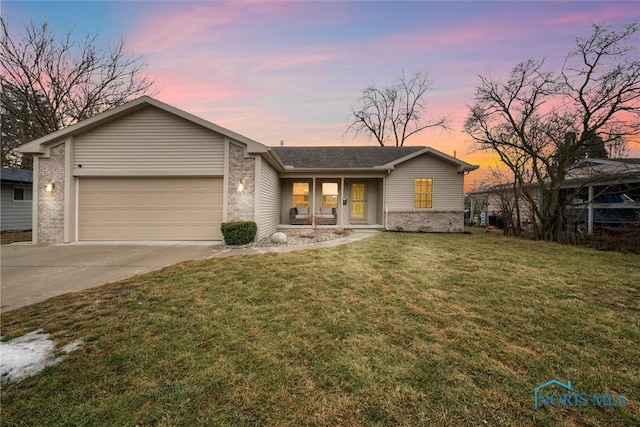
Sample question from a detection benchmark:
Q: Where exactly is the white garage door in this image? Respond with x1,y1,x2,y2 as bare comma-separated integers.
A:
79,177,223,240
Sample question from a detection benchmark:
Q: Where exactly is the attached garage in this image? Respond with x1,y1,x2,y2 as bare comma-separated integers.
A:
20,97,277,244
78,177,223,241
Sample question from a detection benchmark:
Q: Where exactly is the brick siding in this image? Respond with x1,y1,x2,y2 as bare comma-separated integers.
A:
38,144,65,243
227,143,255,222
386,210,463,233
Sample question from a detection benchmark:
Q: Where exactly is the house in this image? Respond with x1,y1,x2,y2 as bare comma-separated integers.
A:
466,158,640,232
19,96,478,244
1,168,33,232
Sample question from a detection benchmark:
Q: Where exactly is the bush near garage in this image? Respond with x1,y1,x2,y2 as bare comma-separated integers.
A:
220,221,257,245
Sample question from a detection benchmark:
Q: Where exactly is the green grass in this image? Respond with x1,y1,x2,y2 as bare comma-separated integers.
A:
0,230,31,245
1,231,639,426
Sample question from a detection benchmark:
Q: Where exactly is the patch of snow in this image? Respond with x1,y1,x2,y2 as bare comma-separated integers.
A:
0,330,82,385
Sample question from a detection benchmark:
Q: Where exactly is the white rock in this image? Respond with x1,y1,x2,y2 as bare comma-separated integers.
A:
270,232,287,244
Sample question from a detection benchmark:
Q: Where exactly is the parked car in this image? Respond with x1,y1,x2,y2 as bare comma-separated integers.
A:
564,193,640,233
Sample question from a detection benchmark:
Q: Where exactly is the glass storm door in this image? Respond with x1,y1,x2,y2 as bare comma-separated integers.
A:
350,183,366,219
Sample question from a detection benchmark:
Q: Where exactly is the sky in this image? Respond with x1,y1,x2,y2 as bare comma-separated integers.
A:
3,1,640,186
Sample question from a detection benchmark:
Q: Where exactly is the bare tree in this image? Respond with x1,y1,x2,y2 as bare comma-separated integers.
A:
0,18,155,168
606,135,630,158
465,23,640,241
345,71,448,146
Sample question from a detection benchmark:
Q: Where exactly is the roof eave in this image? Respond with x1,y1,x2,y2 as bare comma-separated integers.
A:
282,166,389,172
381,146,479,171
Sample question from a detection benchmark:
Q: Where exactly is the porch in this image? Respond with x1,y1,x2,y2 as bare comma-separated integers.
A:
279,177,386,228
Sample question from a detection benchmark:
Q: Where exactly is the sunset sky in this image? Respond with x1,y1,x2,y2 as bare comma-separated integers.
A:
4,1,640,186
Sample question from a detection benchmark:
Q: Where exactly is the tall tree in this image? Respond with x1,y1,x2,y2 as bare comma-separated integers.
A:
0,18,155,168
345,71,448,146
1,81,52,169
465,23,640,241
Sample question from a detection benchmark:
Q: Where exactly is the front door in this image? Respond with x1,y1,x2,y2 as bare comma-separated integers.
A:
350,183,366,220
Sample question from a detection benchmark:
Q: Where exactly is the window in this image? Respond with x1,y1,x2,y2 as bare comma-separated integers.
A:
322,182,339,208
414,178,432,208
13,186,33,202
292,182,309,207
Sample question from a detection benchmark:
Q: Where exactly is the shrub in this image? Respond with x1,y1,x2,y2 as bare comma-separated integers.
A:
220,221,257,245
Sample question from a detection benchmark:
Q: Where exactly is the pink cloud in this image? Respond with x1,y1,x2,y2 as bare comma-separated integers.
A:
256,49,345,72
545,4,639,26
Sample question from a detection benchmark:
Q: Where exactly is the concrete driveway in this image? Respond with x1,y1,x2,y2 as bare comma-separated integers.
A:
1,243,218,313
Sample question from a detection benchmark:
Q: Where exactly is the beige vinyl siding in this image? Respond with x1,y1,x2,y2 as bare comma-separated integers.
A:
74,106,224,175
257,160,280,239
78,177,222,240
386,155,463,210
1,184,33,231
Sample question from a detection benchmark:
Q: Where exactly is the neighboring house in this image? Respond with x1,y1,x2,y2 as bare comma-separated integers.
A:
467,158,640,232
1,168,33,232
19,96,478,244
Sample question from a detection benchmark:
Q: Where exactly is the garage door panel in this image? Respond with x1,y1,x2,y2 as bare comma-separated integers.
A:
79,177,223,241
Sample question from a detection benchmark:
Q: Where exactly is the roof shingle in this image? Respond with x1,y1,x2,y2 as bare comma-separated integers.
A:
1,168,33,183
272,146,425,168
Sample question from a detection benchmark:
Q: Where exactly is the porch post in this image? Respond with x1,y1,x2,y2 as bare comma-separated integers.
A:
588,185,594,235
340,177,345,226
312,177,316,225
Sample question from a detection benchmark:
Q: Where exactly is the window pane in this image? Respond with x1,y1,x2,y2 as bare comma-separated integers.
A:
13,188,24,201
293,183,309,207
414,178,433,208
322,182,339,208
322,182,338,195
322,195,338,208
293,183,309,195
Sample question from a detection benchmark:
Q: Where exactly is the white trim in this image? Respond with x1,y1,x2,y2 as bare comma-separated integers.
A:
75,177,79,242
73,169,224,177
254,154,262,235
380,147,478,172
222,138,230,223
32,157,39,244
64,138,73,243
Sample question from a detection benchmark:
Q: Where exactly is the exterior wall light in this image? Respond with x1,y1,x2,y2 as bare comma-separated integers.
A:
237,179,245,193
45,182,55,193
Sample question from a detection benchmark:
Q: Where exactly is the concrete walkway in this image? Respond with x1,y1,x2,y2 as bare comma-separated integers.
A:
0,231,377,313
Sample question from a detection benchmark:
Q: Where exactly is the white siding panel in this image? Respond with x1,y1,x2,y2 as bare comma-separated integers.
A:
74,106,224,175
1,184,33,231
258,161,280,239
387,155,463,210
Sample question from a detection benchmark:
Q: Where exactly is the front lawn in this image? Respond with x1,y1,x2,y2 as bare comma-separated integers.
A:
0,230,31,245
1,232,638,426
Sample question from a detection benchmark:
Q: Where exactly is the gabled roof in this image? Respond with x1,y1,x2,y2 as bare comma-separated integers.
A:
19,96,269,155
565,158,640,182
272,146,478,172
1,168,33,184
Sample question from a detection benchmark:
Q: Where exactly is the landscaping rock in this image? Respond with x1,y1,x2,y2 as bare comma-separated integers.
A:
417,226,432,233
270,232,288,244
